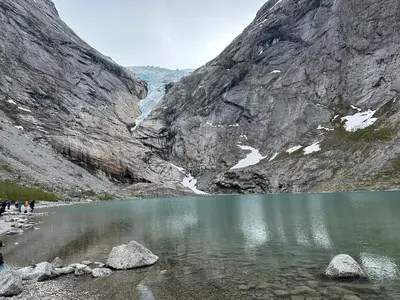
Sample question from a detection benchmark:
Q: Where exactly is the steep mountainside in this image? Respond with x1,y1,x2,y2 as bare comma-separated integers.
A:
127,66,192,124
136,0,400,194
0,0,186,198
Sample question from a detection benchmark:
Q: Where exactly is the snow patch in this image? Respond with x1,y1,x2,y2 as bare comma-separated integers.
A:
350,105,362,111
286,145,302,154
269,152,279,162
7,100,17,105
206,122,216,128
182,174,208,195
18,106,31,113
316,103,327,108
15,126,24,130
317,125,334,132
170,163,185,174
231,145,267,170
229,123,240,127
270,70,281,74
240,135,248,140
341,110,377,132
332,115,339,121
170,163,207,195
303,142,321,155
259,50,263,55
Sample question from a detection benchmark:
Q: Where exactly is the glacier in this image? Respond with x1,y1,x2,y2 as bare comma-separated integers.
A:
127,66,193,124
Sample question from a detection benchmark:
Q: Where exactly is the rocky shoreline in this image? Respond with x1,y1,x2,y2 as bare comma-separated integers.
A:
0,241,159,298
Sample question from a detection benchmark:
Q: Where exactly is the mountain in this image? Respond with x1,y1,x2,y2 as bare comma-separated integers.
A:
1,0,399,199
136,0,400,194
0,0,187,199
127,66,193,124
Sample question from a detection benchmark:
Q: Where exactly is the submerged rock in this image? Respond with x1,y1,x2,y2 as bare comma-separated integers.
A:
74,264,92,276
92,268,113,278
6,229,23,236
325,254,366,279
0,269,23,296
51,257,63,268
17,262,58,282
106,240,159,270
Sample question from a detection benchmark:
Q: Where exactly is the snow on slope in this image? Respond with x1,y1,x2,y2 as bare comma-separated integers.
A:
231,145,267,170
341,110,377,132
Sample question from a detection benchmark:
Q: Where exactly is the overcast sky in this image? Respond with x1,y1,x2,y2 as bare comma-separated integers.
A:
53,0,266,69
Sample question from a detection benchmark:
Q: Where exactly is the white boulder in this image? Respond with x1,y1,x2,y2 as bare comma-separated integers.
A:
106,240,158,270
74,264,92,276
325,254,366,279
17,262,58,281
0,270,23,296
51,257,63,268
92,268,113,278
55,266,75,275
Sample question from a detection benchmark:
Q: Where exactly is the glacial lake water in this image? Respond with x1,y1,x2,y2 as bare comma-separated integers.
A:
2,191,400,299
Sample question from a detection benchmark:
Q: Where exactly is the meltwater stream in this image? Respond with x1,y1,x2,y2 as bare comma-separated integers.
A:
2,191,400,299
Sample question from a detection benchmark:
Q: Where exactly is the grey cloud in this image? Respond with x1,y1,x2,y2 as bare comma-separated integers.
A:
54,0,266,69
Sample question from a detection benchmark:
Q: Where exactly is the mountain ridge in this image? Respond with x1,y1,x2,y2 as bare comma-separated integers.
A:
136,0,400,194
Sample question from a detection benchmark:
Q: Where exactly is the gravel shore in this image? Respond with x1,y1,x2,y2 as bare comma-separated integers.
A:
0,276,96,300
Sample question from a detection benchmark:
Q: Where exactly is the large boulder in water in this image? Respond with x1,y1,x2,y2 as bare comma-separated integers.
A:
17,262,58,282
106,241,158,270
0,269,23,296
325,254,366,279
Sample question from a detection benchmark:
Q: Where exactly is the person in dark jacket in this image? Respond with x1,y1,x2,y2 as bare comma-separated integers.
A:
7,200,11,210
0,252,5,272
29,200,35,213
0,200,6,216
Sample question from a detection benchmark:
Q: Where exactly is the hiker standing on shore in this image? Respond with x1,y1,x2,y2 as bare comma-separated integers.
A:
0,252,5,272
7,200,11,210
24,200,29,213
29,200,35,213
0,200,6,216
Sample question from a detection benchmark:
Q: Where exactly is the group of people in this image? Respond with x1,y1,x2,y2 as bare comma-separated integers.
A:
0,199,35,216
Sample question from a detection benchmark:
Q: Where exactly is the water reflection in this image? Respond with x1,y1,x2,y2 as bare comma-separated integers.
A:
290,197,312,247
137,283,156,300
2,191,400,298
272,198,287,244
361,252,399,282
238,196,268,251
308,196,332,250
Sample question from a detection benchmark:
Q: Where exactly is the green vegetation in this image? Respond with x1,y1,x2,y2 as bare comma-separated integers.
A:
83,190,96,198
346,125,393,142
0,180,57,201
392,159,400,172
83,189,114,201
0,160,10,172
97,193,114,201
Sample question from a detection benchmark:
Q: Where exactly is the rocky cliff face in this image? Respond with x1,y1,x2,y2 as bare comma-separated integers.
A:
136,0,400,194
0,0,186,198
